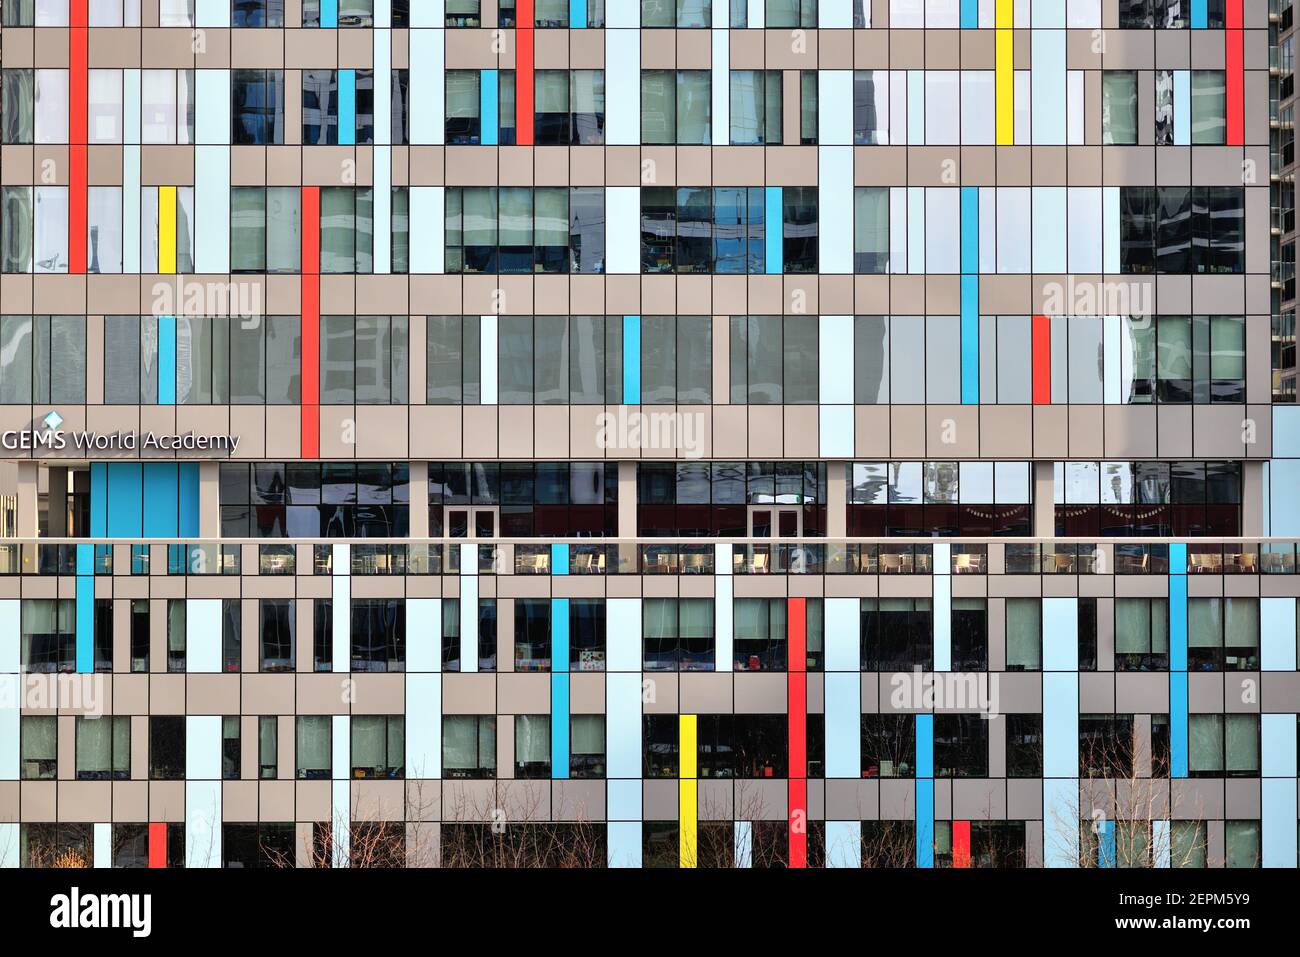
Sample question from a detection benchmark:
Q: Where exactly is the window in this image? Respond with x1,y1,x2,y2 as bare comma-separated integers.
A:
130,599,149,672
430,462,617,538
860,715,914,778
1079,714,1135,778
149,716,185,780
165,599,186,673
0,316,85,400
1,69,68,144
302,69,375,145
21,823,94,869
220,716,241,780
296,716,331,779
933,714,988,778
20,599,74,673
1191,70,1226,145
733,598,787,672
1101,71,1137,145
258,599,295,673
439,599,499,672
1056,460,1241,537
570,600,607,671
230,187,300,273
642,0,710,26
351,716,404,779
1171,820,1207,868
697,714,787,778
643,598,715,672
231,69,285,145
313,599,332,672
861,599,932,671
222,823,293,869
854,187,889,273
351,599,405,672
320,315,409,404
1188,598,1259,671
252,716,276,780
535,70,605,145
75,716,130,781
20,716,57,780
861,821,915,868
765,0,817,27
643,186,770,274
1006,714,1043,777
951,598,988,672
643,715,678,777
443,716,496,778
853,70,889,145
638,461,828,538
446,187,602,274
730,316,818,404
641,71,711,144
220,462,409,538
1005,599,1041,672
320,187,374,273
639,315,713,403
233,0,285,27
514,715,550,778
730,70,782,145
1120,187,1244,275
1189,714,1259,778
1224,821,1261,868
1115,598,1169,671
1078,597,1098,672
1144,315,1247,404
571,715,606,778
515,599,551,672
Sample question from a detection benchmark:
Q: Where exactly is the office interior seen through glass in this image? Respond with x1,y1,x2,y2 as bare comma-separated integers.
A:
0,0,1294,875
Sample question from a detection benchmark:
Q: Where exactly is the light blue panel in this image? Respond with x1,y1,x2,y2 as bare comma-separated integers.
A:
712,29,729,145
408,29,445,144
76,574,94,674
1103,314,1122,404
408,187,444,273
818,71,853,146
605,29,641,144
825,821,862,867
195,69,230,146
1103,186,1120,274
374,0,391,27
1097,818,1116,867
818,146,853,273
889,187,908,273
607,777,642,820
142,464,179,536
1042,672,1079,777
819,0,853,27
825,598,859,672
606,599,642,673
606,671,642,779
0,601,18,672
960,186,979,273
1261,598,1298,671
374,31,392,144
960,275,979,404
906,70,924,144
185,715,222,780
819,314,854,403
407,599,441,673
1031,0,1066,27
764,187,783,274
552,672,570,779
186,599,222,673
932,569,951,672
178,463,200,537
906,186,925,274
825,673,860,779
124,145,141,273
607,822,642,868
1262,713,1298,777
0,823,17,867
1030,30,1066,144
374,146,390,274
184,780,221,868
1043,597,1079,671
338,69,357,146
606,187,640,274
1043,777,1079,867
714,574,733,673
915,713,934,778
1153,819,1171,867
747,0,764,27
89,463,107,537
551,543,569,576
196,0,229,28
1170,671,1189,778
571,0,588,26
734,820,752,867
0,673,19,781
915,780,934,867
1275,406,1300,456
331,779,350,863
195,146,229,273
1032,187,1068,273
978,186,997,273
405,673,442,778
480,315,497,404
622,315,641,403
1174,71,1191,145
123,70,141,142
157,314,176,404
105,463,143,537
479,70,499,146
331,715,349,779
818,405,854,459
94,823,111,868
1262,779,1298,868
409,0,444,25
715,544,733,579
1190,0,1207,29
1269,460,1300,535
321,0,338,27
332,545,351,674
460,545,479,672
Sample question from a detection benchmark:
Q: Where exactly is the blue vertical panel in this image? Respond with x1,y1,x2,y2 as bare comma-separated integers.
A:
552,673,570,780
157,315,176,404
321,0,339,27
1174,71,1191,145
409,187,444,273
915,714,934,777
406,674,442,778
1097,819,1116,868
459,544,479,672
604,26,640,144
818,145,852,273
622,316,641,403
607,821,642,868
408,29,445,144
76,542,93,576
105,463,143,537
1261,598,1297,671
606,188,640,274
178,463,200,537
480,70,499,146
915,780,935,868
142,464,179,537
89,463,107,537
571,0,587,26
1043,598,1079,671
960,275,980,404
332,544,351,674
551,544,570,576
1190,0,1207,28
75,568,94,673
960,186,979,274
185,780,222,868
1169,672,1189,778
338,69,357,146
764,187,783,274
194,146,230,273
1169,543,1189,777
961,0,978,27
186,599,222,673
1030,29,1066,145
932,545,951,671
714,552,733,672
552,602,571,671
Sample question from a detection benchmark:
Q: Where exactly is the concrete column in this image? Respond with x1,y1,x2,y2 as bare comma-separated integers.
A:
408,461,429,538
1032,461,1055,538
1241,460,1266,537
826,462,847,538
46,466,68,537
618,460,637,572
199,462,221,538
16,462,39,538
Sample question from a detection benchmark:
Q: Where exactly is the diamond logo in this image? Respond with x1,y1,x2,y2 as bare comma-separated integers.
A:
43,410,63,430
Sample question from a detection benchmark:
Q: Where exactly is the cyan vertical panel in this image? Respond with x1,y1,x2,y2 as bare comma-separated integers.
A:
1169,542,1189,777
604,28,640,144
915,780,934,868
142,464,179,537
915,713,934,777
1169,672,1189,778
178,463,200,537
105,463,143,537
1261,598,1298,670
551,543,569,576
406,673,442,778
75,570,95,674
480,70,499,146
1190,0,1207,28
338,69,357,146
571,0,587,26
960,186,979,274
552,598,570,670
960,275,979,404
961,0,978,27
408,29,445,144
764,187,782,274
552,671,570,780
320,0,338,27
1097,818,1116,868
622,316,641,403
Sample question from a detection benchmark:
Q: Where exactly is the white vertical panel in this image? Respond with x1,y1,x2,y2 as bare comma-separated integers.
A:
185,780,221,868
185,715,221,779
714,569,733,673
1031,30,1066,144
332,545,351,673
407,598,442,673
1032,187,1067,274
818,70,853,146
606,598,643,673
480,315,497,404
747,0,765,28
1103,186,1121,274
711,29,729,145
0,824,16,867
906,70,924,145
906,187,925,274
605,186,640,274
195,69,229,146
818,146,853,273
409,186,443,274
826,821,862,867
1067,70,1084,144
1066,186,1101,275
459,544,479,673
820,0,854,26
734,821,753,867
819,315,854,403
186,598,222,673
605,29,641,145
194,146,229,273
409,30,445,144
889,187,908,274
405,673,442,778
932,544,951,672
889,70,908,145
1103,314,1123,405
409,0,444,25
195,0,228,26
373,27,393,274
94,823,111,868
979,186,997,274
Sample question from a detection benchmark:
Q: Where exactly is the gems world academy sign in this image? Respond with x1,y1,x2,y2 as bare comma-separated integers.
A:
2,418,240,454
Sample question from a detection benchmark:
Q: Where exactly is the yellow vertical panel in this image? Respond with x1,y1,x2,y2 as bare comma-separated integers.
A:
679,714,697,868
679,713,697,779
995,0,1014,28
158,186,177,275
995,27,1015,145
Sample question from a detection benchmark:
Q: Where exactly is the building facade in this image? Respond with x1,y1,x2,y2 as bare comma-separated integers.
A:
0,0,1296,869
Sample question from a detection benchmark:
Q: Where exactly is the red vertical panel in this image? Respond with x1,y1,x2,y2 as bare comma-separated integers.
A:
1225,0,1244,146
148,823,168,868
1032,314,1051,405
953,820,972,868
68,0,89,273
300,187,321,459
787,598,807,868
515,0,535,146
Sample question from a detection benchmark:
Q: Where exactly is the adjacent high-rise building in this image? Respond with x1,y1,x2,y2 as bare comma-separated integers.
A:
0,0,1294,869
